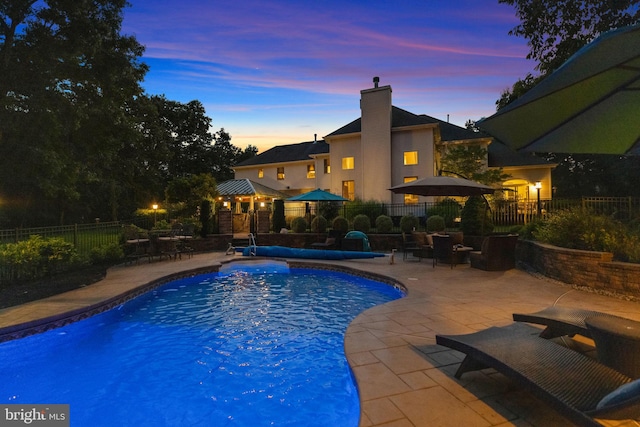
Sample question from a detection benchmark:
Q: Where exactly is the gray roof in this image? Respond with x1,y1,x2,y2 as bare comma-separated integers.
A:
233,106,552,171
235,140,329,167
325,106,440,138
217,179,289,198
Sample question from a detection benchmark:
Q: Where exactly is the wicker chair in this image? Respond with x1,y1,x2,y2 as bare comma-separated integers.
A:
469,234,518,271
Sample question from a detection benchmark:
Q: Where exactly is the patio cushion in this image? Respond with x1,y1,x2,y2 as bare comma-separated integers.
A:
597,378,640,410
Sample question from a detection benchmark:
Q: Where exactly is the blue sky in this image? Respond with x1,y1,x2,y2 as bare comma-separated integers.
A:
122,0,533,153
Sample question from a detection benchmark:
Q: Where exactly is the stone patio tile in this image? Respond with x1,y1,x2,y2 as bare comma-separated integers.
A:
371,345,437,375
389,387,491,427
398,370,437,390
352,362,411,401
361,397,404,425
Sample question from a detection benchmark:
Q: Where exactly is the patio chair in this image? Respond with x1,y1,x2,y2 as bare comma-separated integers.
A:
402,232,421,261
436,322,640,426
432,234,453,268
512,306,629,339
311,236,336,250
469,234,518,271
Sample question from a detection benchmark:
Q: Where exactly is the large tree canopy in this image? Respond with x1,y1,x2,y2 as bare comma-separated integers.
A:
0,0,147,225
0,1,256,227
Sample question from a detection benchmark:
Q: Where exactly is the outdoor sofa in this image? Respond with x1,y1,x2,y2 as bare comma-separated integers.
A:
469,234,518,271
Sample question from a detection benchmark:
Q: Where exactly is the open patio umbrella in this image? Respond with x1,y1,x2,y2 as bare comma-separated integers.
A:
287,188,348,202
477,23,640,155
389,176,495,197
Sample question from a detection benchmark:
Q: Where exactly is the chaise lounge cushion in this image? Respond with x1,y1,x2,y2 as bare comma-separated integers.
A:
597,378,640,410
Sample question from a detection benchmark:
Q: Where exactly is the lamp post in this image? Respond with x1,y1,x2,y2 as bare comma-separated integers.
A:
535,182,542,217
152,203,158,226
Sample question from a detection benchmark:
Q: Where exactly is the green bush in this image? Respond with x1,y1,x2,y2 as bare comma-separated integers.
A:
0,235,79,283
345,199,385,224
199,199,212,237
311,215,328,233
353,214,371,233
399,215,419,233
529,208,640,263
90,243,124,265
318,201,341,222
427,198,461,228
460,196,493,235
291,216,308,233
375,215,393,233
426,215,445,232
272,199,286,232
332,216,349,234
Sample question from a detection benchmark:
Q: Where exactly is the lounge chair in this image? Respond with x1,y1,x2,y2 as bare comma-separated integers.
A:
436,323,640,426
512,306,628,339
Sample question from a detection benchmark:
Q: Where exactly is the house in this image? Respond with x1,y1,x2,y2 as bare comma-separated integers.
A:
233,78,555,207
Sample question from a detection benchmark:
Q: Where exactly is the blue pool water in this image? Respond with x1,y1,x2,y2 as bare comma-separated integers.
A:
0,262,403,426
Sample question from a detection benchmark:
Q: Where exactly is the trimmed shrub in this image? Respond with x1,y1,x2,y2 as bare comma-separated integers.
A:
199,199,212,237
460,196,493,235
311,215,328,233
427,198,462,228
426,215,445,232
344,199,385,224
375,215,393,233
332,216,349,234
291,216,308,233
353,214,371,233
399,215,419,233
318,201,341,222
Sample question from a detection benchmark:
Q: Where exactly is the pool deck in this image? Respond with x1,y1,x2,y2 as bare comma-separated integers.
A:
1,252,639,426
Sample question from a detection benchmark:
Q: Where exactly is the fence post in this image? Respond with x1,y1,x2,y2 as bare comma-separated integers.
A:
74,224,78,248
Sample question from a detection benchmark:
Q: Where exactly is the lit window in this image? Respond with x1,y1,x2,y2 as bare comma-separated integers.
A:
403,176,419,204
342,157,354,170
324,158,330,174
258,168,264,178
342,180,355,201
403,151,418,165
277,167,285,180
307,164,315,179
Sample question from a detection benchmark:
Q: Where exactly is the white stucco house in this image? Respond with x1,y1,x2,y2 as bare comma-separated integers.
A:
233,79,555,206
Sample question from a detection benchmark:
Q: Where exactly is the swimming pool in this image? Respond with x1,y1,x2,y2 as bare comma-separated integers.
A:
0,261,404,426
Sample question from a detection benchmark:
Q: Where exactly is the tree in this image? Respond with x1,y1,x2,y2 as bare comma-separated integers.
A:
497,0,640,108
165,173,218,219
440,145,510,186
0,0,147,226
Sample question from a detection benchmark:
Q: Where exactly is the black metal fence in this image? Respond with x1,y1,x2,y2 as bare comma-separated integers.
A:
1,197,639,252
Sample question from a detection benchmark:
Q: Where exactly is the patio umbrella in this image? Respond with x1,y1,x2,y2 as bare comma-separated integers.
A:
477,23,640,155
287,188,349,202
388,176,495,197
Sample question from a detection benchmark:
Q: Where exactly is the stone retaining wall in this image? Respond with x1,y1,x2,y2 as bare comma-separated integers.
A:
516,240,640,298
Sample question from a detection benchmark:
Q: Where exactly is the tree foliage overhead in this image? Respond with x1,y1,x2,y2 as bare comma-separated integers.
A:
0,1,257,227
496,0,640,109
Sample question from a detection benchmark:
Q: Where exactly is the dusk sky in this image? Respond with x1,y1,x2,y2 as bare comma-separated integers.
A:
122,0,534,153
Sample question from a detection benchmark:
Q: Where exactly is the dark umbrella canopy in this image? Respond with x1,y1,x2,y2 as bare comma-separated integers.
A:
287,188,348,202
478,23,640,155
389,176,495,197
